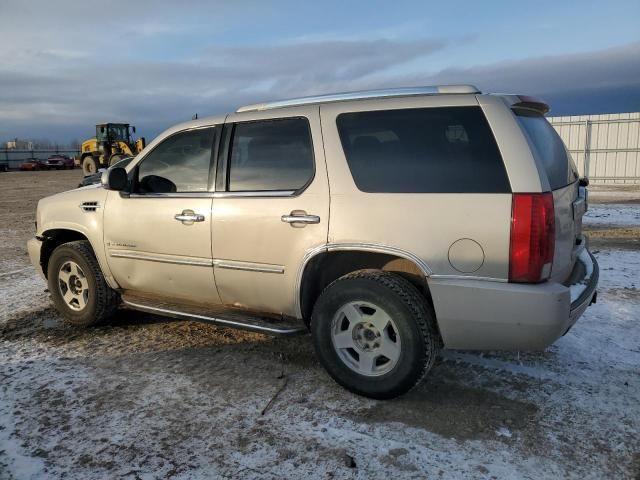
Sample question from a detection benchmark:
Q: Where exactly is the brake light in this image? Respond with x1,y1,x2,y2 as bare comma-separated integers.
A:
509,193,555,283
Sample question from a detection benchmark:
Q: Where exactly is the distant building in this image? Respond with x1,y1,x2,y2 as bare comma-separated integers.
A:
6,139,34,150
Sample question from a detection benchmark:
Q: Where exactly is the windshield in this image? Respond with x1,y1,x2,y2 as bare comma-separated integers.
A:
96,124,129,143
108,125,129,142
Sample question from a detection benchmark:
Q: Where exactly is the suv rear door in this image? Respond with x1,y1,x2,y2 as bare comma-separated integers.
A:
513,108,583,282
211,106,329,317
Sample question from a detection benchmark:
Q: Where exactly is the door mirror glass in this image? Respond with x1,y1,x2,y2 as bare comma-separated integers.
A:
101,167,128,191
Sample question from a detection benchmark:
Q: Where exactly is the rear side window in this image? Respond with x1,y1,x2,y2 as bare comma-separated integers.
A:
336,107,510,193
228,118,314,192
514,110,578,190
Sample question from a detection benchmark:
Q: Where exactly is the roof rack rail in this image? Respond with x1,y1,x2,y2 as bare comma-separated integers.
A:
236,85,480,113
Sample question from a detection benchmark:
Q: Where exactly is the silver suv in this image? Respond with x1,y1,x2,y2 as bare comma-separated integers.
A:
28,85,598,399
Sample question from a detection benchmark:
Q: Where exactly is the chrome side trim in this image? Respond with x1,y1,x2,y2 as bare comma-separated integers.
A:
109,249,213,267
326,243,433,276
127,192,215,199
429,274,508,283
121,299,304,335
237,85,481,112
214,259,285,274
110,251,286,272
124,190,296,199
294,242,434,318
214,190,296,198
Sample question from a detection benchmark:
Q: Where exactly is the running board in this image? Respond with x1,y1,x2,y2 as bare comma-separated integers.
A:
120,293,307,336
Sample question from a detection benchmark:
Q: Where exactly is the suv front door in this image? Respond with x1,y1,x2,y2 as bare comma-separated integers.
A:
212,107,329,317
104,126,221,305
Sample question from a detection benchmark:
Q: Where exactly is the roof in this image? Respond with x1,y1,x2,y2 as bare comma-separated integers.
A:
236,85,481,113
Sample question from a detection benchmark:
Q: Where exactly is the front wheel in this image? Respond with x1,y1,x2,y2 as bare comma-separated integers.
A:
311,270,440,399
82,156,98,176
47,240,119,327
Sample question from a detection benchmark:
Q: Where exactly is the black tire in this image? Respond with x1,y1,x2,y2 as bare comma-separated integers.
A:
311,270,440,399
47,240,119,327
82,156,98,176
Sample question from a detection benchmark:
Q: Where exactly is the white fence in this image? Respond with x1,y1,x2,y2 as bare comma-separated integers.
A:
548,112,640,184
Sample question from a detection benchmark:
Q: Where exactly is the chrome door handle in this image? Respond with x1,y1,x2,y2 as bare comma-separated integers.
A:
174,210,205,223
281,210,320,225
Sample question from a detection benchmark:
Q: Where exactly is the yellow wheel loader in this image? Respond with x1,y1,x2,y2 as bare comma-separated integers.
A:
79,123,146,175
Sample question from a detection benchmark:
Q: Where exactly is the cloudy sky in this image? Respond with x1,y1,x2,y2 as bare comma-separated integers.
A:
1,0,639,144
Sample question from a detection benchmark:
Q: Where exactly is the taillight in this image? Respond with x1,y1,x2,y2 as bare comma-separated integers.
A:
509,193,555,283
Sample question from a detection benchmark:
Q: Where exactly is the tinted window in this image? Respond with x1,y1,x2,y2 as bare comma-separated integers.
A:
515,110,578,190
136,127,215,193
336,107,510,193
228,118,314,191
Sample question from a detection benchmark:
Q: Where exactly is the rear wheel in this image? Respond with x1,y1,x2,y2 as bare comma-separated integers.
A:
47,240,119,327
82,156,98,175
311,270,440,399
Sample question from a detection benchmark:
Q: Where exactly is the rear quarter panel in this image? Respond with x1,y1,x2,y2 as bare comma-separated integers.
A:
320,95,512,279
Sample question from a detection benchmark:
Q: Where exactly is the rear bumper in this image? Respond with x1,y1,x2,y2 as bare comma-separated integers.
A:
567,251,599,325
27,237,45,279
429,249,599,351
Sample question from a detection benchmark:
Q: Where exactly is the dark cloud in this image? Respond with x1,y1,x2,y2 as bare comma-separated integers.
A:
419,41,640,113
0,23,638,143
0,37,449,141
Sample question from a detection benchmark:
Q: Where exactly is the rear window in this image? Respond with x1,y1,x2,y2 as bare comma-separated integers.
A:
514,110,578,190
336,106,510,193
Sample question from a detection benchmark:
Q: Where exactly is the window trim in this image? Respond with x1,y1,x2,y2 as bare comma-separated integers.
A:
124,125,218,198
216,116,316,197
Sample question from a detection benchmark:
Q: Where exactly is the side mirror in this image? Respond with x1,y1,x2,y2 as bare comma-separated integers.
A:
579,177,589,187
132,126,136,134
101,167,128,191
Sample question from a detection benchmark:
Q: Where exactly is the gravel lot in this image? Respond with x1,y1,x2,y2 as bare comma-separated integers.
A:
1,170,639,479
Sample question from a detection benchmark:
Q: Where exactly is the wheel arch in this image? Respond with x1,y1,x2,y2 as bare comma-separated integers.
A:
39,229,114,289
297,243,435,324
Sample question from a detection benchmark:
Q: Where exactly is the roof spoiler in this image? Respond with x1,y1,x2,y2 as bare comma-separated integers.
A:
511,95,550,114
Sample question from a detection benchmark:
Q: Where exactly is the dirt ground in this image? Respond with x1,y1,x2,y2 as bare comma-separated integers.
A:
1,170,639,479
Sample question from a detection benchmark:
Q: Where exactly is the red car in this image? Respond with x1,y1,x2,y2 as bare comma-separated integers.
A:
45,155,75,170
18,158,47,171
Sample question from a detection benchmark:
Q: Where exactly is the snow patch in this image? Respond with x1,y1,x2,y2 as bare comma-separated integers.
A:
583,203,640,226
568,249,594,303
